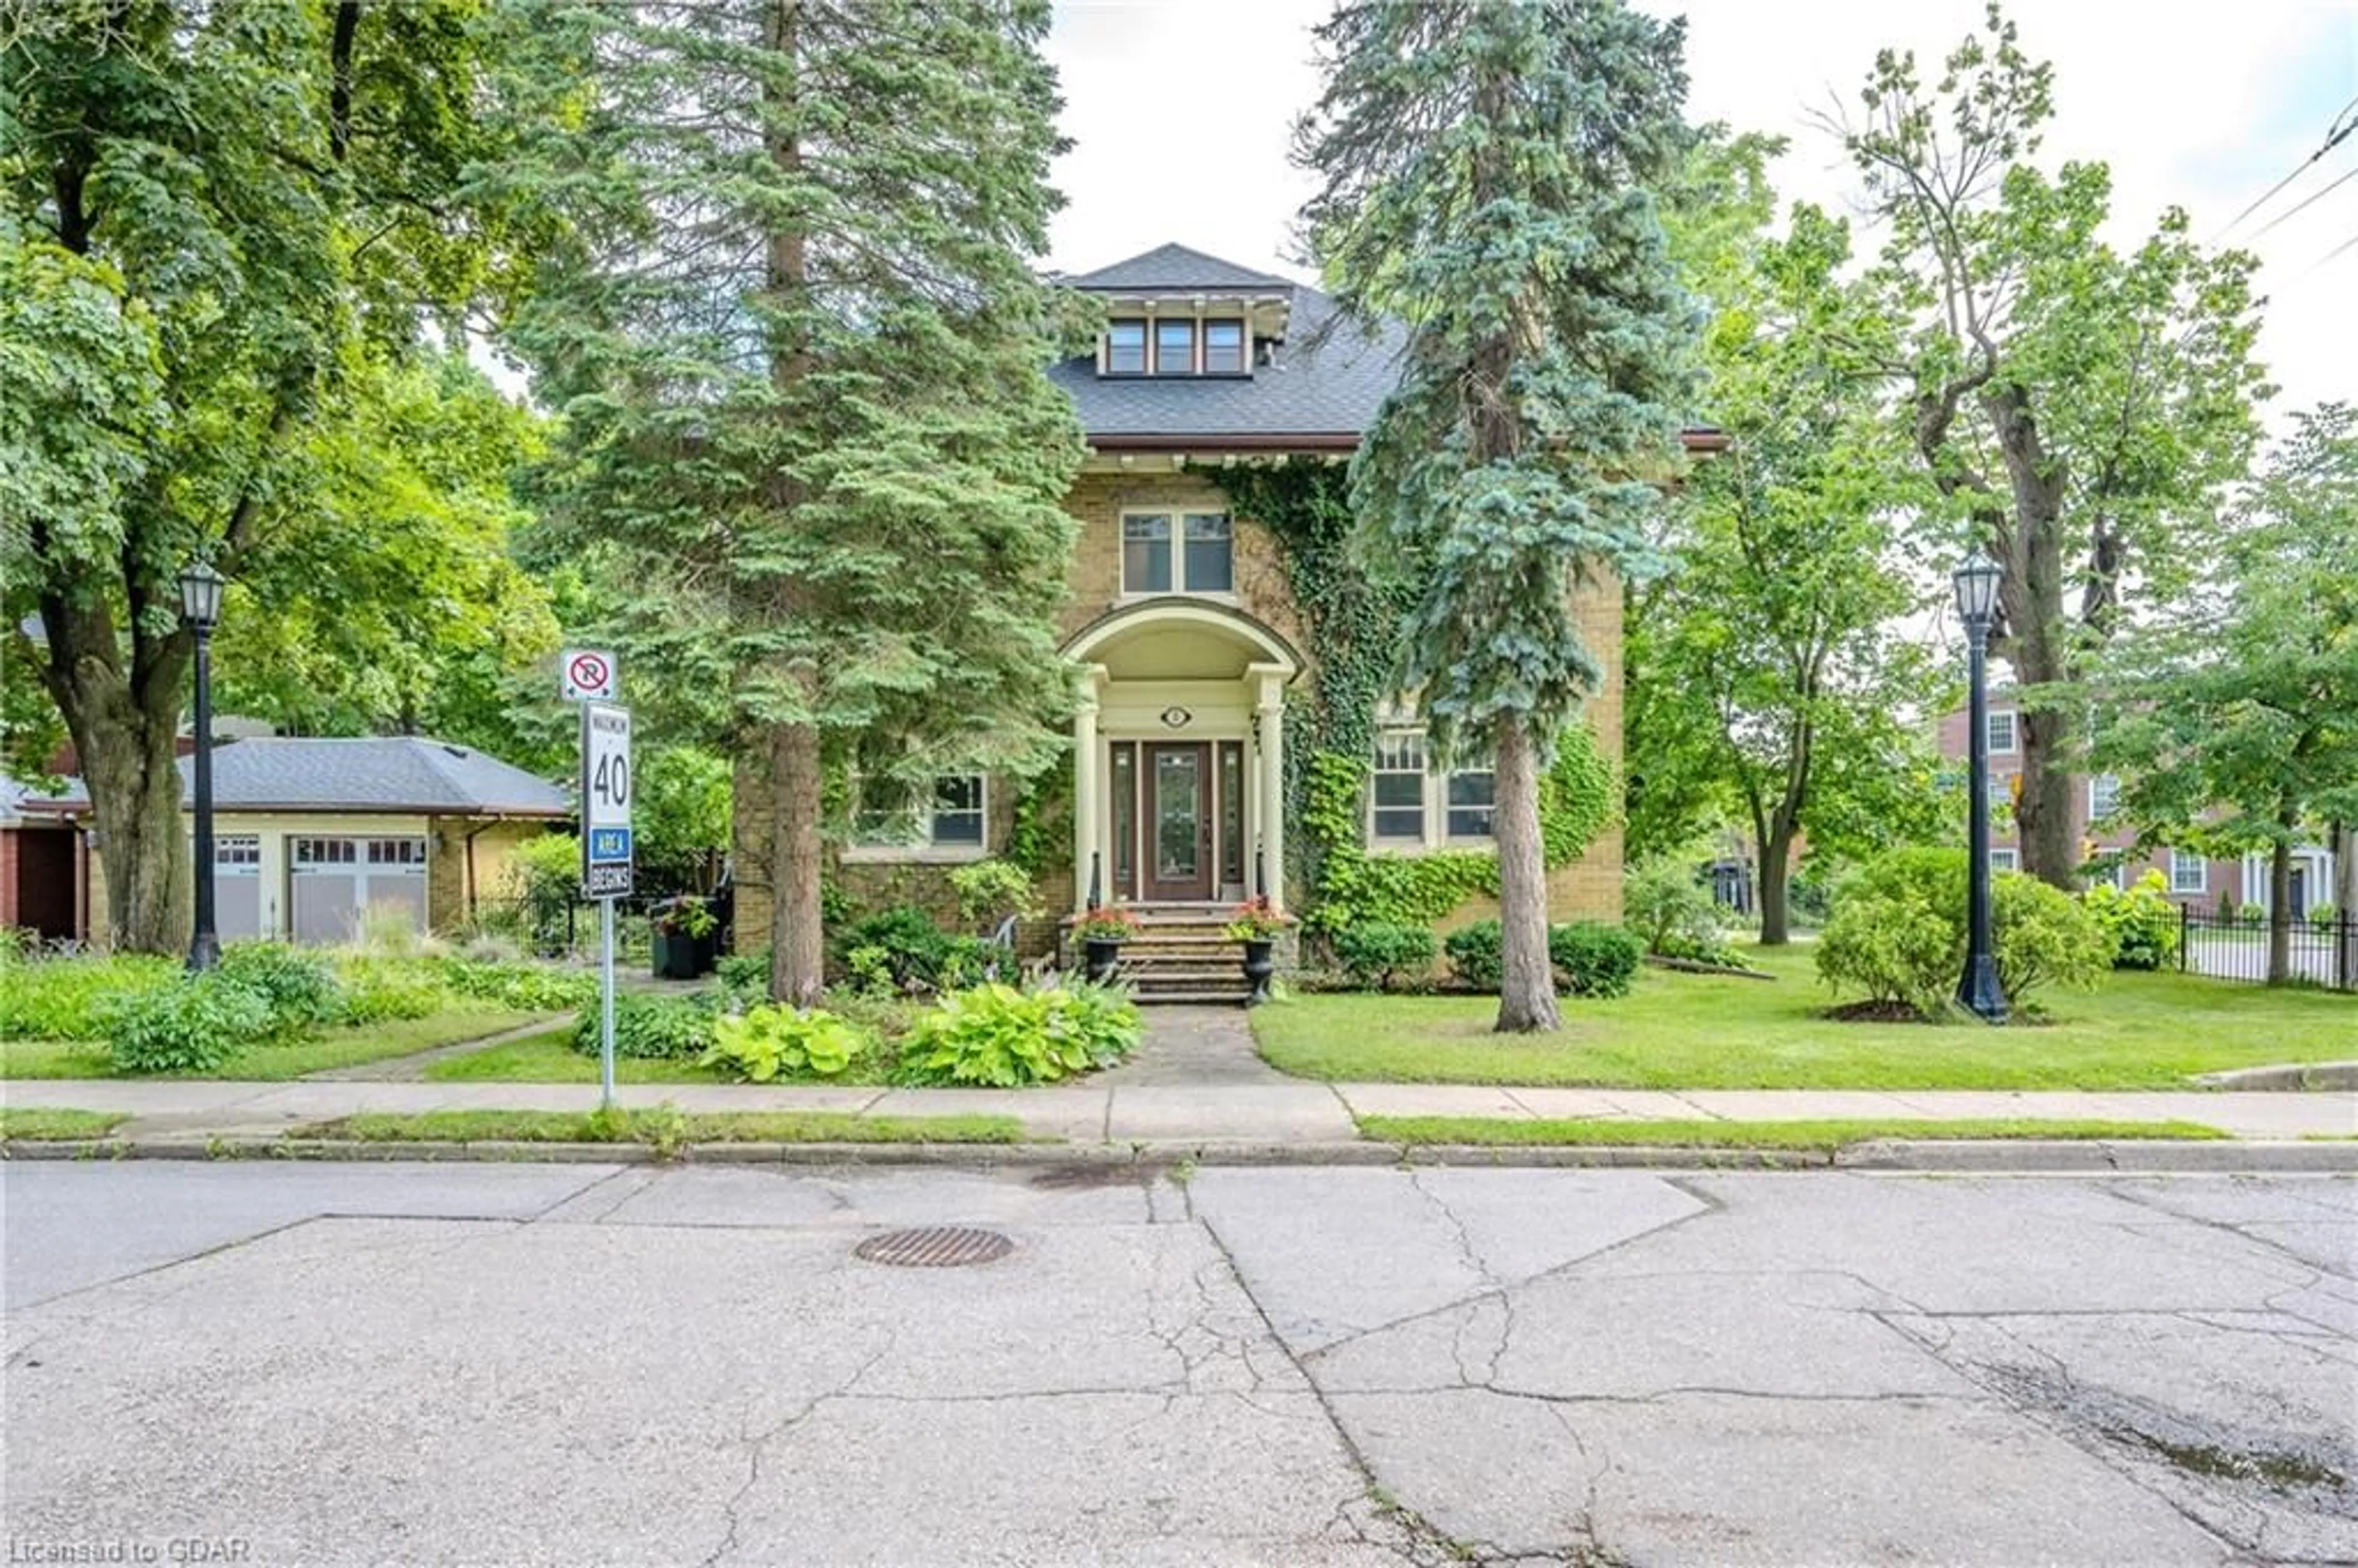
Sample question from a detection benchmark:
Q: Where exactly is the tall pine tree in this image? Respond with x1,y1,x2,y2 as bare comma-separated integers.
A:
1297,0,1697,1030
505,1,1084,1002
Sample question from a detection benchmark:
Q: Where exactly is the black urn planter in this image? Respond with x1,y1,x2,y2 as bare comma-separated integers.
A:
1083,937,1124,985
651,930,706,981
1240,937,1276,1005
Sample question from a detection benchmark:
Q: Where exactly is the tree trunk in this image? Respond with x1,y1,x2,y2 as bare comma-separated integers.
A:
1982,384,2080,891
1492,719,1560,1033
766,720,825,1004
2267,834,2292,987
1758,823,1793,946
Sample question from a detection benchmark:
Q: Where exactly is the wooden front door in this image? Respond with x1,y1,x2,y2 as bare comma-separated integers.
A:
1143,742,1215,901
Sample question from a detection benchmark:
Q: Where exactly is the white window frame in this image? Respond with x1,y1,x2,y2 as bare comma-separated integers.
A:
1986,710,2017,753
1989,847,2019,874
2170,849,2207,895
1104,319,1146,375
2089,773,2120,822
1202,319,1247,374
847,774,989,863
1119,508,1235,599
1369,729,1428,844
1152,318,1196,376
1363,727,1498,853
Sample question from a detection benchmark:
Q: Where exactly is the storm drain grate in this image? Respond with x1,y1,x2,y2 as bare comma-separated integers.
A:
854,1225,1014,1268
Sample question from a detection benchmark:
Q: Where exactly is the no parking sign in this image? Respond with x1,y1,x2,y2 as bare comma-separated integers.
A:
560,648,618,702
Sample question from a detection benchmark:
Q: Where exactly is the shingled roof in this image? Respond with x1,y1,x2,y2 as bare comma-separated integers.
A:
23,738,571,818
1057,243,1296,293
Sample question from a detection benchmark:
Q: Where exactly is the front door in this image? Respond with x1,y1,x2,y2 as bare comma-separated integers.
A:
1144,742,1215,901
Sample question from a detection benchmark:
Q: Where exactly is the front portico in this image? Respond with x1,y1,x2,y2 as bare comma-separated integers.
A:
1062,599,1299,914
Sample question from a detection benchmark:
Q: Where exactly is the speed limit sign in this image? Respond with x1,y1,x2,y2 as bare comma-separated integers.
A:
580,703,633,896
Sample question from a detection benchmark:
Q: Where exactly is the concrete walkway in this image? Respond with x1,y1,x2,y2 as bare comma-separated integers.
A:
4,1076,2351,1143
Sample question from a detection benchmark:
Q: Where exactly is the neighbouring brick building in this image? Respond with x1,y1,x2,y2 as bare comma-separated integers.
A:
1933,696,2338,914
735,244,1718,953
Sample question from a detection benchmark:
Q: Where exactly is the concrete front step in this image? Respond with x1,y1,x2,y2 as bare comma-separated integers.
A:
1132,988,1252,1006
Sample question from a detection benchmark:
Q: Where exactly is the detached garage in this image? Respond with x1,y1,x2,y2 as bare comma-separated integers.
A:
19,738,572,948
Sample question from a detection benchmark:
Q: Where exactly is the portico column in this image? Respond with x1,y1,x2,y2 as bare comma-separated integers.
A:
1073,668,1104,911
1255,675,1285,913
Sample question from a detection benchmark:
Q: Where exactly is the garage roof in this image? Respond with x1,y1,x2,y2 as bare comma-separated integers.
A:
21,738,572,819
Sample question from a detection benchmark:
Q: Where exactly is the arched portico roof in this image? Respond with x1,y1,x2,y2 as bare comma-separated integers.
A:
1060,597,1301,678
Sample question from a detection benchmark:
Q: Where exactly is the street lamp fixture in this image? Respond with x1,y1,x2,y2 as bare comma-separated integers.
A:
181,559,225,971
1951,548,2008,1023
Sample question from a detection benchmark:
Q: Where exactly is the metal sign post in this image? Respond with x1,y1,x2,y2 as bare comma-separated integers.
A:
580,702,634,1109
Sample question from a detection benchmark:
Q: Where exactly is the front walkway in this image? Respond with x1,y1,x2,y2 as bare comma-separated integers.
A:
4,1076,2351,1144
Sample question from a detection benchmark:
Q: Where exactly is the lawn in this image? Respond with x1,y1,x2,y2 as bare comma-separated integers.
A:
295,1108,1031,1145
0,1108,130,1140
1257,944,2358,1090
422,1027,735,1085
1357,1116,2232,1151
0,1008,534,1081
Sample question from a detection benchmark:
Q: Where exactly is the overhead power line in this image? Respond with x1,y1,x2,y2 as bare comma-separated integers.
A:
2215,92,2358,241
2249,161,2358,239
2315,230,2358,268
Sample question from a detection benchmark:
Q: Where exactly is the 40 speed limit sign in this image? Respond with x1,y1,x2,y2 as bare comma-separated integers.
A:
580,703,634,897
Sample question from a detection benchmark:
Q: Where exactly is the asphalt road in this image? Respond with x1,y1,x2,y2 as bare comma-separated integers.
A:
3,1161,2352,1567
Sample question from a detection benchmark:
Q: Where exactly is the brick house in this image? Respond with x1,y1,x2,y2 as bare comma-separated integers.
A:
19,737,570,946
734,243,1721,962
1934,696,2338,915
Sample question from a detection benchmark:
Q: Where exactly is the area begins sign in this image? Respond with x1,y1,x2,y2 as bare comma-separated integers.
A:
561,648,618,702
580,703,633,898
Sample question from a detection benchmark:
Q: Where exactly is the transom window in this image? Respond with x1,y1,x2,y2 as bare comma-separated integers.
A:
1107,320,1146,374
1154,319,1194,375
1986,711,2017,753
213,836,260,872
2170,849,2207,894
1122,511,1233,596
1202,320,1245,373
854,774,986,854
1365,729,1497,850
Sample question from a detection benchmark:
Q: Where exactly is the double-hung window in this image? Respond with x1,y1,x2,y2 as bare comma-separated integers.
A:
2169,849,2207,895
2090,774,2120,821
854,774,987,856
1371,731,1428,842
1364,728,1498,848
1154,320,1195,376
1986,711,2017,753
1122,511,1233,596
1202,320,1245,373
1106,320,1146,374
1445,756,1496,840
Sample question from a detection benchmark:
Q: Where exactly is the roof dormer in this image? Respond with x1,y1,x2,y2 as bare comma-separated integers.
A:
1063,245,1295,380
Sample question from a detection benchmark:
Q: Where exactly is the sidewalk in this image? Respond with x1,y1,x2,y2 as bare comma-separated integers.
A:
4,1075,2352,1144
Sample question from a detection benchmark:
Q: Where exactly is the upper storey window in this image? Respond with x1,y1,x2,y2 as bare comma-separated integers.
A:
1204,320,1245,373
1154,320,1194,375
1101,317,1250,377
1107,320,1146,374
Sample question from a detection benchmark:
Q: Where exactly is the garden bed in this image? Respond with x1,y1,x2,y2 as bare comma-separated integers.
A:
1,1008,535,1081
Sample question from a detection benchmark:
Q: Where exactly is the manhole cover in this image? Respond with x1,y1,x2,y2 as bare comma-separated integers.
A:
854,1226,1014,1268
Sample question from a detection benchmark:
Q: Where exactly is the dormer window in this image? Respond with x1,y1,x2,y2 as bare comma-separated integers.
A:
1204,320,1245,374
1107,320,1146,374
1154,320,1194,376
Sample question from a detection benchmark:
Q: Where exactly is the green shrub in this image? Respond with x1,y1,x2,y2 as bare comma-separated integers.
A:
937,935,1011,990
1442,920,1502,989
701,1005,868,1082
1549,921,1643,999
1623,859,1726,958
949,859,1041,930
715,950,769,999
1333,922,1438,990
2080,871,2180,970
2311,901,2341,930
216,943,343,1032
1816,848,2109,1018
507,833,585,955
437,958,599,1012
105,974,274,1073
835,906,951,990
571,992,717,1060
333,957,449,1023
895,980,1140,1087
0,952,178,1040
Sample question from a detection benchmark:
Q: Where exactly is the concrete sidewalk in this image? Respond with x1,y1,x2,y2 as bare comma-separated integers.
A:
3,1075,2352,1143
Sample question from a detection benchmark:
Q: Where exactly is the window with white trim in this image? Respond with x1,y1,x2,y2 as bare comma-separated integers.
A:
1121,510,1232,596
1154,319,1194,376
1371,731,1427,842
1989,847,2019,874
1106,320,1146,374
213,835,260,871
1364,729,1496,849
1986,711,2017,753
1202,320,1245,374
854,775,986,853
2170,849,2207,894
2090,773,2120,821
1445,755,1495,840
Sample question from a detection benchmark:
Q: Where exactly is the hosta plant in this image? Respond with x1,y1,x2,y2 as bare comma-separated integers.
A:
701,1005,867,1082
895,980,1140,1088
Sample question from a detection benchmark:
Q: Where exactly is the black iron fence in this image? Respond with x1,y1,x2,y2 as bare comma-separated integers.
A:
2179,907,2357,991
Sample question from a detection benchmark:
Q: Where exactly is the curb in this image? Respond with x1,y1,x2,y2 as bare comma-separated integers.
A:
6,1136,2355,1173
2192,1060,2358,1092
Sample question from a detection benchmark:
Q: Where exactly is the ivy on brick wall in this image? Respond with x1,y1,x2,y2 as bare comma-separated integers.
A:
1215,459,1617,936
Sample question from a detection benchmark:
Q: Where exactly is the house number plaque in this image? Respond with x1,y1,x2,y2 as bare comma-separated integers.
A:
1159,706,1193,729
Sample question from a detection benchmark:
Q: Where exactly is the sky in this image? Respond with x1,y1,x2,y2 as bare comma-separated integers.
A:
1043,0,2358,427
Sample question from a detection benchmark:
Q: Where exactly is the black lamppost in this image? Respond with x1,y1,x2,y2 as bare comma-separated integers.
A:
1953,548,2008,1023
181,560,225,972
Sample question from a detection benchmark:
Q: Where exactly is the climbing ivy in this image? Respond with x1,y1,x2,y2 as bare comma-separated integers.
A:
1004,750,1074,881
1215,460,1617,937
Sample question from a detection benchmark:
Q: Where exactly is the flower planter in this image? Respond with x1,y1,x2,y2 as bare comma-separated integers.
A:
1083,936,1124,985
651,930,706,981
1240,937,1276,1005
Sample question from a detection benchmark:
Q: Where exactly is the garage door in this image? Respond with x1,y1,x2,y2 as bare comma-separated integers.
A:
213,835,262,943
289,836,427,944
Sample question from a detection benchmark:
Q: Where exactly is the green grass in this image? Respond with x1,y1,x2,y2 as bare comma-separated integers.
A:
1358,1115,2233,1151
421,1025,733,1084
0,1007,532,1081
295,1108,1032,1145
1256,944,2358,1090
0,1108,130,1140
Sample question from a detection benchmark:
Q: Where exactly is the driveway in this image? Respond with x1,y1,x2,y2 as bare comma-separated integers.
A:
4,1163,2352,1564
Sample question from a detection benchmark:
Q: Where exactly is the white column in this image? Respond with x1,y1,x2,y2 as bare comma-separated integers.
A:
1073,672,1102,912
1255,677,1285,913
